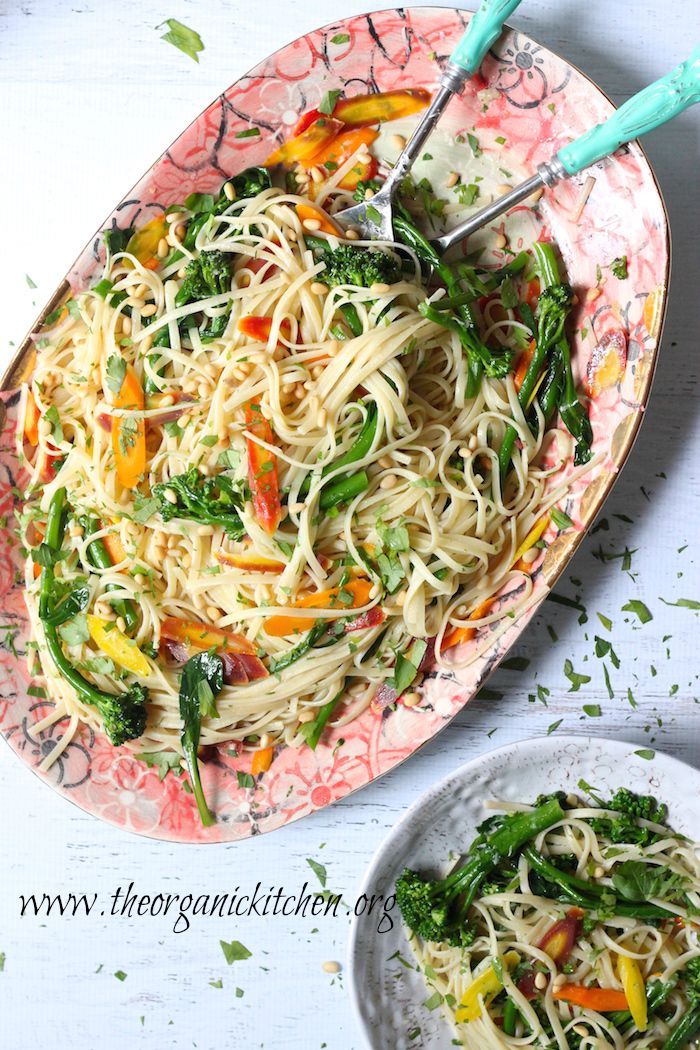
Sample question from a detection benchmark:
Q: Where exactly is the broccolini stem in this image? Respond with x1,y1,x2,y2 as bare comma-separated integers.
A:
81,515,138,632
502,996,519,1036
661,1008,700,1050
524,847,675,919
610,979,676,1032
451,797,566,909
319,471,369,511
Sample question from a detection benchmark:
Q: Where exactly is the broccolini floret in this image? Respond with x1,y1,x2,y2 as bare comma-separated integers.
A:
396,797,564,947
316,243,402,289
175,249,233,306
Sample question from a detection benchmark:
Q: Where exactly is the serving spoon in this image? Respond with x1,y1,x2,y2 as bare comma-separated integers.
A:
334,0,524,240
433,43,700,254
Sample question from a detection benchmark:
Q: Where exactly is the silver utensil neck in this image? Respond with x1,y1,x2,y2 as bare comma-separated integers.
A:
537,156,566,186
440,62,470,94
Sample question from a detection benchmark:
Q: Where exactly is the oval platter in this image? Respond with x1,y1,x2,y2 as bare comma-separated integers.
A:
0,8,669,841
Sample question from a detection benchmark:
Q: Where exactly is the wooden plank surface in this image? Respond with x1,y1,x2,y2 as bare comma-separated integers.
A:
0,2,698,1047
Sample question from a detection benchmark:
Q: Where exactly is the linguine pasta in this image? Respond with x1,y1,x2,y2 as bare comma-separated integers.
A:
18,146,593,801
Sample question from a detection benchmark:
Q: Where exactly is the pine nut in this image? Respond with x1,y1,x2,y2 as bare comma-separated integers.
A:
522,548,539,564
140,303,157,317
206,606,220,621
345,228,360,241
553,974,567,990
325,339,339,356
566,793,579,808
223,181,236,201
593,865,605,879
174,223,186,240
395,589,407,607
133,283,149,299
157,238,169,258
370,282,390,294
363,188,375,200
496,183,513,196
369,584,381,600
534,972,548,990
445,171,459,188
379,473,398,490
298,709,315,724
116,616,127,633
322,961,341,974
378,455,393,469
309,166,324,184
38,418,53,437
494,233,507,250
573,1025,588,1038
529,187,544,203
134,573,145,585
390,133,406,151
586,286,601,303
303,218,322,231
311,365,324,379
121,317,132,336
403,691,421,707
69,524,84,538
310,281,328,295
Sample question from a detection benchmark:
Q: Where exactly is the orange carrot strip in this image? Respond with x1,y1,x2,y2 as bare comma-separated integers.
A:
295,202,344,237
308,127,379,190
265,118,344,168
215,548,285,573
264,578,373,637
442,596,495,651
161,617,256,654
514,339,536,393
238,316,292,346
111,364,146,489
332,88,431,127
23,389,40,446
245,402,282,536
251,746,274,775
552,985,628,1012
102,532,128,566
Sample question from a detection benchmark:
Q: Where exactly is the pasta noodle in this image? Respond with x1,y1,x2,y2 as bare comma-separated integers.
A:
18,170,592,777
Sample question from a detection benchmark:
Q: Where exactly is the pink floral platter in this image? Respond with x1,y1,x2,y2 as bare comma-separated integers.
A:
0,7,669,842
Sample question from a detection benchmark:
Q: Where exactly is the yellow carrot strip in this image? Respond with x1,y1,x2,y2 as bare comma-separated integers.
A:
86,615,151,677
618,955,648,1031
455,951,520,1023
512,514,549,566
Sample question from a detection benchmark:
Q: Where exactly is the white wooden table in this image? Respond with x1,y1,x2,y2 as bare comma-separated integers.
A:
1,2,698,1048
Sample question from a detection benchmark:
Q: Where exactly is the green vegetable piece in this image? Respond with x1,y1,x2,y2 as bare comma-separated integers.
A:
179,651,223,827
157,18,204,63
153,468,247,537
38,490,147,747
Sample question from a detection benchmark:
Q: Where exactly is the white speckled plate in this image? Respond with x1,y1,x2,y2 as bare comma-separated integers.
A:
346,735,700,1050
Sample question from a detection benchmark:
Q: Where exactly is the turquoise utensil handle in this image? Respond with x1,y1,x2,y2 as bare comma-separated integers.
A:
558,44,700,175
451,0,524,76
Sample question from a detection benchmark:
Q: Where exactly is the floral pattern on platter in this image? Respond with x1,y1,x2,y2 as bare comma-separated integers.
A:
0,8,668,842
